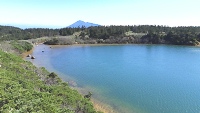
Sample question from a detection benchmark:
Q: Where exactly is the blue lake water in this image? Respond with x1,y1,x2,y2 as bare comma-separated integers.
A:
29,44,200,113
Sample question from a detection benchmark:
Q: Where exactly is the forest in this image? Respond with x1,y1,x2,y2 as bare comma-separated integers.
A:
1,25,200,45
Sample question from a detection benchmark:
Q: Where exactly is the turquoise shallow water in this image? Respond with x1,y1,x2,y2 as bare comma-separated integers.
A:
29,44,200,113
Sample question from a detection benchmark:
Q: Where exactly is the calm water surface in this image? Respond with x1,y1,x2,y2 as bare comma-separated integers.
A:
29,44,200,113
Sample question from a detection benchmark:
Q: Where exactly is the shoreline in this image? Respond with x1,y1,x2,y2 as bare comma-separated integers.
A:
22,42,200,113
21,48,34,58
72,86,117,113
23,43,117,113
91,99,116,113
38,43,200,49
47,43,130,48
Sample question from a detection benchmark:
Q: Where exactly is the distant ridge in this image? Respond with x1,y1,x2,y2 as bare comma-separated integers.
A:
68,20,100,28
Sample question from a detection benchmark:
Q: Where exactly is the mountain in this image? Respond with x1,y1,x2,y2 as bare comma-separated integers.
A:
68,20,100,28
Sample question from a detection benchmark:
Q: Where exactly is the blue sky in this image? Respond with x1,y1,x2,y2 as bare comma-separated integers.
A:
0,0,200,28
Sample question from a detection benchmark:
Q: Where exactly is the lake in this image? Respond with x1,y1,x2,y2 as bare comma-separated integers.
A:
28,44,200,113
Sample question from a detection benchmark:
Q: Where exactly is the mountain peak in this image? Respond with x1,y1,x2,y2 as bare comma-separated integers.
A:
68,20,100,28
77,20,84,22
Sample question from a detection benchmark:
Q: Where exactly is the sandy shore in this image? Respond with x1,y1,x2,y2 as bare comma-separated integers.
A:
21,48,34,58
91,99,117,113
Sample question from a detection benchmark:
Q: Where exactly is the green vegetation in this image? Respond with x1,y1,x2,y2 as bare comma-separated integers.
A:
10,41,33,53
0,50,101,113
60,25,200,45
0,25,59,41
1,25,200,45
43,36,75,45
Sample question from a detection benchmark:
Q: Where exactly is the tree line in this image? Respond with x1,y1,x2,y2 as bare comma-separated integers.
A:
1,25,200,45
0,26,59,41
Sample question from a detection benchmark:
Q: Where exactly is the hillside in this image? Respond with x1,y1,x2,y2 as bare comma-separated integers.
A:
0,41,101,113
68,20,100,28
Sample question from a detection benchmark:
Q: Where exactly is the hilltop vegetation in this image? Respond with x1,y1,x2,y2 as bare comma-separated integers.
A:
0,41,101,113
1,25,200,45
0,25,59,41
59,25,200,45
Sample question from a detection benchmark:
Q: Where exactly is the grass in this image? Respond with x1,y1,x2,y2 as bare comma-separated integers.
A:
0,42,101,113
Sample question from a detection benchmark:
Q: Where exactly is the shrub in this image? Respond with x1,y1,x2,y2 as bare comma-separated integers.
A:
10,41,33,53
